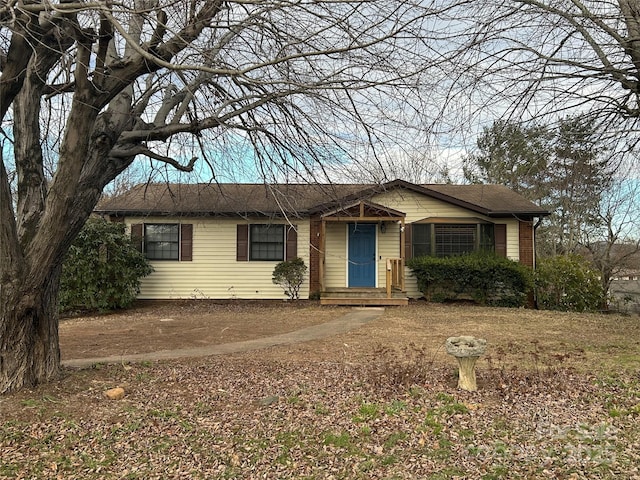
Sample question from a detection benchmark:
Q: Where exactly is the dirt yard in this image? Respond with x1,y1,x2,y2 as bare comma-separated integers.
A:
59,301,350,361
60,300,640,373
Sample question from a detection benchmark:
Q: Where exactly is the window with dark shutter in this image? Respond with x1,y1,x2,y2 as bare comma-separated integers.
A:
238,224,295,261
250,224,285,261
404,223,413,260
144,224,179,260
412,224,432,257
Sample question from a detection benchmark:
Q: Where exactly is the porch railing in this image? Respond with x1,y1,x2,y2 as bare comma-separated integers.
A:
385,258,405,298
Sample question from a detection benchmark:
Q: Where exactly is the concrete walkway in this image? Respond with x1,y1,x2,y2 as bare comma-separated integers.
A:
63,307,384,368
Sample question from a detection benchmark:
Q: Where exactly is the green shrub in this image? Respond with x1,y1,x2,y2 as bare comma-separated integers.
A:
60,218,153,312
534,255,605,312
407,253,533,307
272,257,307,300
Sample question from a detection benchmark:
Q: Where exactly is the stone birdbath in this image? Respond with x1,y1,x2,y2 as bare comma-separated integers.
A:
445,336,487,392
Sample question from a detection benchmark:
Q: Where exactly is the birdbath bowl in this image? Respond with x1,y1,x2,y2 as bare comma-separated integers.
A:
445,336,487,392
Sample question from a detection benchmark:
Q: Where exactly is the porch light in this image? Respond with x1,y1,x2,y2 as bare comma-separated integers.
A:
379,222,387,234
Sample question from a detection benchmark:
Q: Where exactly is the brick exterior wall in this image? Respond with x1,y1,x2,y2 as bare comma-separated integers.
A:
309,217,321,296
518,220,534,267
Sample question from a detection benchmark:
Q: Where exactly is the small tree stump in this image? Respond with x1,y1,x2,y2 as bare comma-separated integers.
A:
445,336,487,392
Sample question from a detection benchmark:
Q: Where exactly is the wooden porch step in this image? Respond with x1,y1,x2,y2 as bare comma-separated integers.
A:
320,287,408,306
320,297,408,306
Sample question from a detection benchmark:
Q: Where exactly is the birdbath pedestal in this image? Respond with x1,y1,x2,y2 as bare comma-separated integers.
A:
445,336,487,392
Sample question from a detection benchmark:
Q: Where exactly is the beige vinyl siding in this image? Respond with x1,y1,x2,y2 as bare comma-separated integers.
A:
370,190,519,298
324,223,347,288
506,221,519,262
377,221,401,287
128,217,310,300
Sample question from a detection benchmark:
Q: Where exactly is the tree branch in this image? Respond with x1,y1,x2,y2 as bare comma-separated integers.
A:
110,145,197,172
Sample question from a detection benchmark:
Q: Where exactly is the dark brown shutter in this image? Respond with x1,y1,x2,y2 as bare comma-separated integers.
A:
404,223,413,260
237,224,249,261
286,225,298,260
131,223,143,252
495,223,507,257
180,224,193,261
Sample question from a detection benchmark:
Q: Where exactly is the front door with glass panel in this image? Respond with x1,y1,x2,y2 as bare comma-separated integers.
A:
348,223,376,287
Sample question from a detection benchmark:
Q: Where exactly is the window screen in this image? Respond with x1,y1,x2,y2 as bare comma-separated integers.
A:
434,224,476,257
250,224,285,261
412,224,432,257
145,224,179,260
411,223,496,257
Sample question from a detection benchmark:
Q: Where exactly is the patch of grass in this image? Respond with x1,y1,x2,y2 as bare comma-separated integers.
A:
482,465,509,479
423,411,444,436
323,431,353,449
313,402,329,415
384,399,407,415
147,407,182,419
358,459,375,472
427,467,466,479
384,431,407,449
381,454,397,466
353,402,380,423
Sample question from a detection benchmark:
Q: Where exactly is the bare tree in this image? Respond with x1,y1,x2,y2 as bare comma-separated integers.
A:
331,145,445,184
581,177,640,298
0,0,444,393
434,1,640,144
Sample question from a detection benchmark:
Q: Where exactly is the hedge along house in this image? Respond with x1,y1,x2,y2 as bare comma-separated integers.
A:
96,179,549,305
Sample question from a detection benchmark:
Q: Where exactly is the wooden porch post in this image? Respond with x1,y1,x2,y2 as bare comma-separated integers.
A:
319,219,326,293
400,218,406,291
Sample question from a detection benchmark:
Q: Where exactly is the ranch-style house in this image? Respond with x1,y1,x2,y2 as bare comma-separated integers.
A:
97,179,549,305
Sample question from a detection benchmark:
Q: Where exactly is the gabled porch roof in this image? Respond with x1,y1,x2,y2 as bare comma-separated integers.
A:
319,200,405,222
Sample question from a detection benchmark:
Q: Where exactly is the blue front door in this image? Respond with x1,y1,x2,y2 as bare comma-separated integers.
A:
348,223,376,287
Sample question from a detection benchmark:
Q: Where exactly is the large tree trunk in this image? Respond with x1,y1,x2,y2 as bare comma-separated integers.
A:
0,265,62,394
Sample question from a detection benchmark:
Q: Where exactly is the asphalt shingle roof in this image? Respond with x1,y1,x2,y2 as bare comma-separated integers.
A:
96,180,549,218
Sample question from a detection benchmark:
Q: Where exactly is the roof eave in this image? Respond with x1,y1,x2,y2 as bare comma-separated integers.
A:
485,210,551,218
95,209,309,218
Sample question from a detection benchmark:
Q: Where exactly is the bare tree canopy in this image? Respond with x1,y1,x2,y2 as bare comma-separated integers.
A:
338,0,640,181
429,1,640,148
0,0,442,393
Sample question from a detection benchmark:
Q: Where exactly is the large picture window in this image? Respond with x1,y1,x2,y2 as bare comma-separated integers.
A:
250,224,285,261
144,224,179,260
412,223,495,258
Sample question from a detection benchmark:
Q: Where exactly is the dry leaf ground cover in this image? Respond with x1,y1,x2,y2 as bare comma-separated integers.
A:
1,302,640,479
